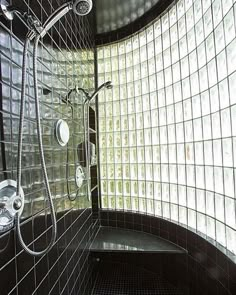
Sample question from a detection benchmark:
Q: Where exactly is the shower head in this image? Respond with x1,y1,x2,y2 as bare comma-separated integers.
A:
1,0,93,37
73,0,93,16
85,81,113,103
104,81,113,90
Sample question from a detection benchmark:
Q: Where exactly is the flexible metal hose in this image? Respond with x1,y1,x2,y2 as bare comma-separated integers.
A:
16,36,57,256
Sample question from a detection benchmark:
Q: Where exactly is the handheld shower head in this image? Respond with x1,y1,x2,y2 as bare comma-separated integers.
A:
73,0,93,16
104,81,113,90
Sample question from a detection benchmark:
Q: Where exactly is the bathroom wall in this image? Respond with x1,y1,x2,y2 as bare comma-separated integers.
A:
0,0,97,294
97,0,236,259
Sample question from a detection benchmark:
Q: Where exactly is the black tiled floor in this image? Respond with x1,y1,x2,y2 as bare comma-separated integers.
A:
91,261,184,295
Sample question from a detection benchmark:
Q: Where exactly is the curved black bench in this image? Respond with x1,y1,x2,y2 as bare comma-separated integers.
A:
90,226,187,254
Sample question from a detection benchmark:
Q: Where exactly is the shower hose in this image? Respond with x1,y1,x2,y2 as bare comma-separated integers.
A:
16,34,57,256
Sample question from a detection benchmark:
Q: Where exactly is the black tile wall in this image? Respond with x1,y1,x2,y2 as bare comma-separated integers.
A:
0,0,98,294
100,210,236,295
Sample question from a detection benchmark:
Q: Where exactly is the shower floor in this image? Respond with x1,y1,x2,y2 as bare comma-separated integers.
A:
91,261,184,295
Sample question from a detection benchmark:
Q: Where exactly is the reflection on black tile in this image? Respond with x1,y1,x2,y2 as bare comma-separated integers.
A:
91,226,186,253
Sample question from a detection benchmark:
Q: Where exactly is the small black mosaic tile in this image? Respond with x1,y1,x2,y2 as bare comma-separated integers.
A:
91,261,184,295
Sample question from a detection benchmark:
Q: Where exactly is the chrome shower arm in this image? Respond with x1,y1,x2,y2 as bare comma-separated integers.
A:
40,2,73,38
84,81,113,103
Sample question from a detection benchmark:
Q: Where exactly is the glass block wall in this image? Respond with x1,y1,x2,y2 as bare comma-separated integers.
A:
97,0,236,255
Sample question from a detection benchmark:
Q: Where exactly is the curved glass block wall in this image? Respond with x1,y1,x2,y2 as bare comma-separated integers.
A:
97,0,236,255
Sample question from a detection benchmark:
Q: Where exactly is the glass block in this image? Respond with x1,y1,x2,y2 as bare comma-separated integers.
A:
165,85,174,105
160,126,167,144
152,128,159,145
231,105,236,137
212,0,223,27
147,199,154,215
171,43,180,64
225,197,236,228
130,165,137,179
128,114,136,130
170,24,178,45
167,105,175,124
144,128,152,144
221,108,232,137
195,20,204,46
148,57,156,75
169,5,177,26
171,204,179,222
189,50,198,74
187,165,195,187
194,0,202,23
227,39,236,75
199,66,208,92
170,184,178,204
162,31,170,50
204,141,213,166
168,124,176,144
116,181,123,195
206,192,215,217
206,33,215,62
224,9,235,45
179,206,187,225
214,168,224,195
124,181,131,196
213,140,222,166
196,166,205,189
207,217,216,240
173,62,181,83
163,202,170,219
197,189,205,213
179,36,188,58
197,212,206,235
170,164,177,183
155,36,162,54
101,195,108,208
216,221,226,246
162,14,169,32
178,16,186,38
187,187,196,209
215,22,225,54
224,168,234,198
176,123,185,143
229,71,236,104
155,200,162,217
204,8,213,37
164,67,172,86
203,116,211,140
156,71,164,90
222,138,233,166
161,145,168,163
174,82,182,102
197,43,206,68
188,209,196,230
156,53,163,71
178,165,186,185
177,0,185,19
187,28,196,52
163,48,171,68
226,226,236,254
195,142,204,165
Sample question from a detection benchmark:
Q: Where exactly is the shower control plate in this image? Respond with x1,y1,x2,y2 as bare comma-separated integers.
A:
75,165,85,189
0,180,24,233
55,119,70,146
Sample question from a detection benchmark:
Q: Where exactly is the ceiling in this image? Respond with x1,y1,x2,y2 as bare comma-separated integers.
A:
96,0,160,34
